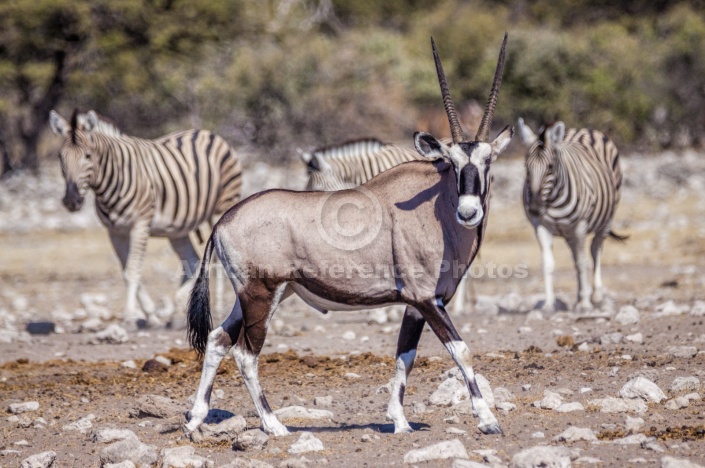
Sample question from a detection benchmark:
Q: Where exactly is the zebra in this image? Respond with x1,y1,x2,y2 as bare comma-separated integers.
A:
49,109,242,327
299,137,473,316
518,118,626,313
299,138,421,191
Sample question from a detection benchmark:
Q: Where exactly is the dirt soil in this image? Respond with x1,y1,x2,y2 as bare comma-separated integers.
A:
1,154,705,467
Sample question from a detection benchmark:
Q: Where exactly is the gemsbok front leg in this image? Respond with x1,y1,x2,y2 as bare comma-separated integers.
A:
417,299,501,434
387,306,426,434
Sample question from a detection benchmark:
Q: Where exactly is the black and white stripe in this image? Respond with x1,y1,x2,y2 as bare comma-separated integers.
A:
301,138,420,191
50,109,241,326
520,119,625,313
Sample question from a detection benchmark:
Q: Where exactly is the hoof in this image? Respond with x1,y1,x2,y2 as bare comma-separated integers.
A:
265,425,290,437
394,425,414,434
574,303,593,314
479,422,503,435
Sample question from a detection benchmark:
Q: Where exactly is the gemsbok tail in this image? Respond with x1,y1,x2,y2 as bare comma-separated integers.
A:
608,230,629,242
187,235,215,357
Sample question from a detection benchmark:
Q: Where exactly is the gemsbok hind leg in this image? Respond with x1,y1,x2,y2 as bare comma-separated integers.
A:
232,283,289,436
387,306,426,434
184,300,243,432
417,300,501,434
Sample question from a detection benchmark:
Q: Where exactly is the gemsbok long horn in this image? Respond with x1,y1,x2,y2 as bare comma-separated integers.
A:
431,37,464,143
475,32,508,142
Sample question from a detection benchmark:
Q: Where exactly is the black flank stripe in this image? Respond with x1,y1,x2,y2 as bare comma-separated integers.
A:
191,131,201,226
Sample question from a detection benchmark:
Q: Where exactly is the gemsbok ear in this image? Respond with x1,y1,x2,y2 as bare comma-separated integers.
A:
517,118,536,146
49,110,69,136
550,121,565,145
414,132,447,160
490,125,514,161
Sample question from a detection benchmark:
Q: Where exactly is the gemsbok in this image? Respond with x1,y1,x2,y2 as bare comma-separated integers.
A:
185,34,513,437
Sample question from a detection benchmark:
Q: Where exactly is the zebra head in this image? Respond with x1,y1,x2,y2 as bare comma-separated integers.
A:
49,109,100,212
304,153,355,191
414,35,513,229
522,120,565,218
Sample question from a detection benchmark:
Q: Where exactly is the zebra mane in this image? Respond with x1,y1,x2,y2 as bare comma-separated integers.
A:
310,138,386,162
70,109,79,144
78,111,124,137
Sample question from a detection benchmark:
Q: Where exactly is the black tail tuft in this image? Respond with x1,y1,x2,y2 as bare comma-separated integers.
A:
187,236,215,357
608,230,629,243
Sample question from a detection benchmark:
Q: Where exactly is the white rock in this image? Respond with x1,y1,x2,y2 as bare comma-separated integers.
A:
412,401,427,414
63,414,96,432
161,445,214,468
403,439,469,464
690,301,705,316
93,428,138,443
589,397,648,413
655,301,689,317
575,456,603,465
446,427,467,435
274,406,333,420
92,324,129,344
578,342,590,352
660,456,705,468
430,377,468,406
619,377,667,403
131,394,186,419
288,432,324,454
367,308,388,325
669,346,698,358
344,372,360,379
473,449,502,465
509,446,571,468
665,396,690,410
614,305,640,325
451,460,490,468
80,317,105,332
555,402,585,413
625,333,644,344
154,355,172,367
684,392,701,401
600,332,624,345
100,434,158,466
671,377,701,393
341,331,356,340
497,401,517,412
554,426,597,442
518,326,533,334
9,401,39,414
103,461,136,468
20,451,56,468
219,458,273,468
533,390,564,410
625,416,645,432
121,360,137,369
189,413,247,443
0,329,31,344
613,433,648,445
494,387,516,405
532,432,545,438
313,396,332,407
233,429,269,451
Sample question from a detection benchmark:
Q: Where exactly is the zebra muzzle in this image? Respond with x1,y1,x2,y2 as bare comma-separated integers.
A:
63,183,84,212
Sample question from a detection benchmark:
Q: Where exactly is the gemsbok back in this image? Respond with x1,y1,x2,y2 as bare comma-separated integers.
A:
185,34,514,437
518,118,626,313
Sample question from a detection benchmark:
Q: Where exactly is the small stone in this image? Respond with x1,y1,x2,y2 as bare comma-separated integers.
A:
668,346,698,358
430,377,468,406
100,434,158,466
233,429,269,451
361,434,372,442
625,333,643,344
189,412,247,443
625,416,645,432
93,428,138,443
643,438,666,453
344,372,360,380
691,301,705,316
142,359,168,373
92,324,129,344
509,446,571,468
154,356,172,367
497,402,517,412
554,426,597,443
412,401,426,414
575,456,603,465
288,432,324,454
20,451,56,468
446,427,467,435
684,392,701,401
533,390,564,410
341,331,356,340
274,406,333,420
220,458,273,468
671,377,701,393
556,335,574,347
130,394,185,419
9,401,39,414
451,460,490,468
589,397,648,413
619,377,667,403
522,384,531,391
121,360,137,369
161,445,214,468
655,301,689,317
578,342,590,352
665,397,690,410
444,415,460,424
63,414,96,432
518,326,532,334
613,433,648,445
313,396,332,407
600,332,623,345
403,439,469,464
660,456,704,468
614,305,640,325
555,402,585,413
103,461,137,468
531,432,545,438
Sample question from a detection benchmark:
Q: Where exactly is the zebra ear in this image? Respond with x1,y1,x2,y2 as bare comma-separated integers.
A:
297,148,313,164
414,132,447,160
81,110,99,133
549,122,565,145
517,118,537,146
49,110,69,136
309,153,331,172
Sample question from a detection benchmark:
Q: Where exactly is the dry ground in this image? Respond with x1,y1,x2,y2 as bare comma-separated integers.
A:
1,154,705,467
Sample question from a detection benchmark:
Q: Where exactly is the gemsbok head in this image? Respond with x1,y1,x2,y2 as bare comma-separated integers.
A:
184,34,513,438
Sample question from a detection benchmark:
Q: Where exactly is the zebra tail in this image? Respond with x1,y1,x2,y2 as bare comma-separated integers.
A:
187,235,215,357
608,230,629,243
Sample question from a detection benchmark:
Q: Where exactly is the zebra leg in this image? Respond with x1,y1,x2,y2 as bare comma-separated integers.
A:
233,283,289,436
387,306,425,434
590,232,607,306
185,301,243,432
534,224,556,312
169,236,200,313
122,221,153,326
567,225,593,313
108,228,154,324
416,300,501,435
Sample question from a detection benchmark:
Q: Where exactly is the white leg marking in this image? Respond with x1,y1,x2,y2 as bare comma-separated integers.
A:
445,340,500,434
386,349,415,434
535,225,555,312
233,347,289,436
185,327,230,432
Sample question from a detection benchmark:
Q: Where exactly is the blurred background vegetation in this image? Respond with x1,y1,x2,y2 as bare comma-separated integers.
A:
1,0,705,175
